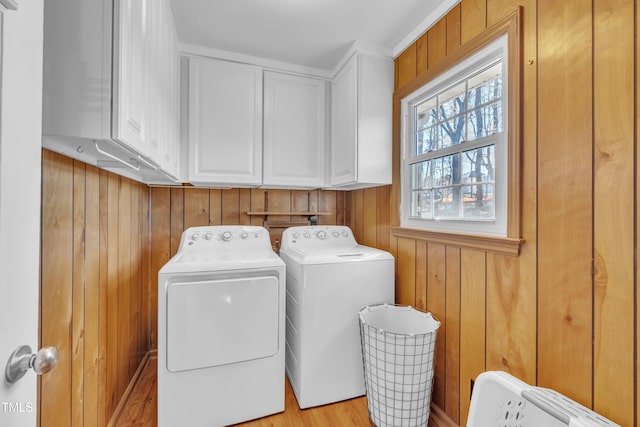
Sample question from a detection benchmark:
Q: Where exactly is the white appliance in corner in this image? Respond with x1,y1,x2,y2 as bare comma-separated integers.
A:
279,225,394,409
158,226,285,427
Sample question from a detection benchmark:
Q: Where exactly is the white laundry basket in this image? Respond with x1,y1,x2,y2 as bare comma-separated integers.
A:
359,304,440,427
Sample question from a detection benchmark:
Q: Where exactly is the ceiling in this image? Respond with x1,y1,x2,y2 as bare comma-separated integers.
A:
170,0,457,72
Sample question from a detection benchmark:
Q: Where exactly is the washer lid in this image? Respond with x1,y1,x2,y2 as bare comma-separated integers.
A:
159,249,284,274
280,244,393,265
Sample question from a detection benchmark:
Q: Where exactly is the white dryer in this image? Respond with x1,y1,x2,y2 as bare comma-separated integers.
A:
158,226,285,427
279,225,394,409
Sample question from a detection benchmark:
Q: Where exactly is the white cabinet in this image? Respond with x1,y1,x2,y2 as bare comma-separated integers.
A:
113,0,148,154
188,57,263,186
263,71,327,188
42,0,181,184
329,54,394,189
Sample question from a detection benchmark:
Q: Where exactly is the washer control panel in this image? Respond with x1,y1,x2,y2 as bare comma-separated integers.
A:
281,226,357,251
178,226,271,252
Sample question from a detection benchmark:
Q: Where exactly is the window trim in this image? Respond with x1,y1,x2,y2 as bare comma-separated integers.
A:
390,7,523,249
401,34,508,236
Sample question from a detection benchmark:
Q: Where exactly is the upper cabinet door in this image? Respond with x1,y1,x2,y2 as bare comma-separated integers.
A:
188,57,263,186
113,0,148,153
330,56,358,186
263,71,326,188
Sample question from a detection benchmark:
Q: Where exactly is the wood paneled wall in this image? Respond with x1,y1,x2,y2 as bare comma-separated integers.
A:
352,0,636,426
148,187,347,350
40,150,152,427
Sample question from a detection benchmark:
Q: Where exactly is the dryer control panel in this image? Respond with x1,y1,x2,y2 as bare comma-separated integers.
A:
178,226,272,253
280,226,357,251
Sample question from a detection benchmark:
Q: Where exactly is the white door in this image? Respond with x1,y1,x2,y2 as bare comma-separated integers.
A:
0,1,45,426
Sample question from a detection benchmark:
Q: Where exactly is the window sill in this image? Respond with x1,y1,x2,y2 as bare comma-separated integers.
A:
391,226,524,256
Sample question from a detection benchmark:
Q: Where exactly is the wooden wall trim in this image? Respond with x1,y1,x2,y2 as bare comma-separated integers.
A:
391,227,523,256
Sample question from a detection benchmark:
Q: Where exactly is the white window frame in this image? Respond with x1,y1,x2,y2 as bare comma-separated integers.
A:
400,34,509,237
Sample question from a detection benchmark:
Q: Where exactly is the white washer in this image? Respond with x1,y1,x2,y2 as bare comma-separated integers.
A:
279,225,394,409
158,226,285,427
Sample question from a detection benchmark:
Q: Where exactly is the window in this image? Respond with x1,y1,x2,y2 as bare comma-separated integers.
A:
401,34,509,236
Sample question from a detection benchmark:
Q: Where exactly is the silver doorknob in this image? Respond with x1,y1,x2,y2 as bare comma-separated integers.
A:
5,345,58,383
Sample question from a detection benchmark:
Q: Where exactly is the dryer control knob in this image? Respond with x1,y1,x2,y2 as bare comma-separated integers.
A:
204,232,213,240
342,231,349,238
303,232,310,239
316,231,327,240
221,231,232,241
240,232,248,239
332,231,339,238
192,232,201,241
292,232,300,239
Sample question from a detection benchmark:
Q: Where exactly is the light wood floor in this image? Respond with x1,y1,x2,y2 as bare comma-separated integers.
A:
113,355,373,426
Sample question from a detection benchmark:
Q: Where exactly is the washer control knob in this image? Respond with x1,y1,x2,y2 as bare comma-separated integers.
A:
240,232,248,240
221,231,232,241
192,232,201,241
316,231,327,240
204,232,214,240
332,231,339,238
342,231,349,238
303,232,311,239
293,232,300,240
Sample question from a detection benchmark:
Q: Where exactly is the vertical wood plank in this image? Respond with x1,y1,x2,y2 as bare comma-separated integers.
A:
140,187,150,355
486,0,518,26
106,172,119,417
319,190,337,225
183,188,210,228
446,4,462,55
460,0,487,44
209,189,222,225
445,246,461,424
129,184,140,378
537,0,593,406
84,165,100,427
427,242,446,408
291,190,309,223
40,150,73,427
239,188,252,225
169,188,184,256
222,189,242,224
98,169,109,427
415,241,427,311
427,18,447,69
593,0,634,423
416,33,428,75
396,238,416,306
150,188,171,351
72,161,86,427
486,254,534,382
376,186,390,252
117,179,131,401
266,189,291,222
353,190,364,243
459,248,485,425
249,189,266,226
396,43,417,90
362,188,377,247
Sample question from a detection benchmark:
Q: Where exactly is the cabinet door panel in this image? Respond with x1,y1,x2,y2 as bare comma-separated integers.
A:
330,57,358,186
189,57,263,185
263,72,326,187
113,0,148,153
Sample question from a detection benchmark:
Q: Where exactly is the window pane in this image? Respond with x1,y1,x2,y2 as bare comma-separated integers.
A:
410,190,432,218
409,161,431,189
466,102,502,141
415,97,437,130
439,116,465,149
433,187,460,218
438,82,466,121
467,62,502,108
432,155,458,187
416,126,437,154
462,184,495,219
461,145,495,184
